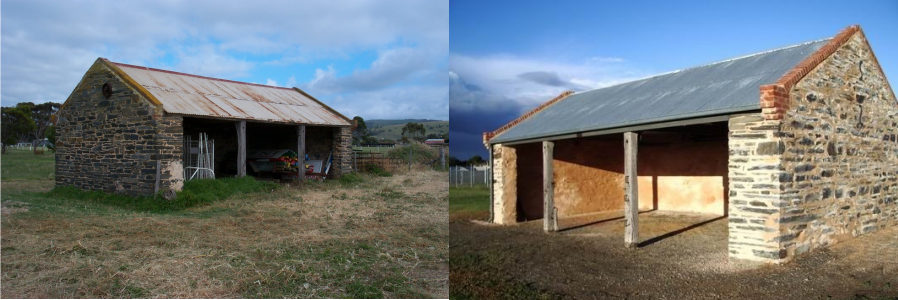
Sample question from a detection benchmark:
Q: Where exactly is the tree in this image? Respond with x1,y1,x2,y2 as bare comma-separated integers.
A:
30,102,60,141
46,125,57,152
468,155,485,165
426,133,440,139
1,106,37,154
362,136,379,145
401,122,426,142
351,116,369,145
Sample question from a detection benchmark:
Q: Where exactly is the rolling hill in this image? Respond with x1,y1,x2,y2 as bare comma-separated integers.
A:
367,119,449,141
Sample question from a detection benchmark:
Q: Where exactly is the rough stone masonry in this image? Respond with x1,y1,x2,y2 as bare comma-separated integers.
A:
56,61,184,196
728,29,897,262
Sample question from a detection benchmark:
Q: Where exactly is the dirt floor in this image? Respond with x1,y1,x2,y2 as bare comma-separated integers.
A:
450,210,898,300
2,163,448,298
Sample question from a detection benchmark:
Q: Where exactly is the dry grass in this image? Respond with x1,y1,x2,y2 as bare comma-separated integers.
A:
1,166,448,298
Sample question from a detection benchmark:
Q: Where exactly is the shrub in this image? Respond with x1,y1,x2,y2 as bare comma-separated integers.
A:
386,143,437,164
338,172,365,184
361,163,392,177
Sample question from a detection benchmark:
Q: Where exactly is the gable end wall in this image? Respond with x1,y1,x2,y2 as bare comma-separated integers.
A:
56,61,180,196
778,32,898,258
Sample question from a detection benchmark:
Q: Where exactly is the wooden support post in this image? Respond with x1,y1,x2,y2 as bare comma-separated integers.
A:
236,121,246,177
624,131,639,248
543,141,557,232
297,125,306,182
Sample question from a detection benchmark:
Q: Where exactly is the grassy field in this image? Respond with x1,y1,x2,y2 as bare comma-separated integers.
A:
448,187,489,221
353,146,393,154
1,149,448,298
369,121,448,141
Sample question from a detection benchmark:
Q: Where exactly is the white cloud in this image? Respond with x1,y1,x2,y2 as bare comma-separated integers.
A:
449,54,644,111
265,79,278,87
1,0,449,121
306,46,446,94
327,85,448,120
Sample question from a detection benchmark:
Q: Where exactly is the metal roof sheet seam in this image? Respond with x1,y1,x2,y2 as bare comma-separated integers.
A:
107,59,350,126
489,38,831,144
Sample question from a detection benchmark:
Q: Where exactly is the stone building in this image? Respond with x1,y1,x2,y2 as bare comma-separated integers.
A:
55,58,352,196
482,25,896,263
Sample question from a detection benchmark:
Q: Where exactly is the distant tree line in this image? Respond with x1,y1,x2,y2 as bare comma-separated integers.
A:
447,155,485,166
352,116,448,145
1,102,60,154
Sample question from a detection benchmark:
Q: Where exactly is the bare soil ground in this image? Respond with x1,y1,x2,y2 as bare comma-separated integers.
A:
450,210,898,300
2,167,448,298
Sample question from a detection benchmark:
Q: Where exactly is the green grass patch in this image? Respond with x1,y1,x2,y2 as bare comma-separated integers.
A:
44,176,279,213
449,186,489,215
1,148,55,180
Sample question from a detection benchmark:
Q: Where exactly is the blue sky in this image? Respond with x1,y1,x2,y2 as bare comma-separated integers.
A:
1,0,448,121
449,0,898,160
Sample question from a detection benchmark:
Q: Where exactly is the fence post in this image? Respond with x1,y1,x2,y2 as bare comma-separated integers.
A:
440,147,445,169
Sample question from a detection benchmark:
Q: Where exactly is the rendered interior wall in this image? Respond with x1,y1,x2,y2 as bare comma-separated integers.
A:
778,32,898,258
495,128,727,223
638,135,728,215
551,131,727,218
55,61,166,196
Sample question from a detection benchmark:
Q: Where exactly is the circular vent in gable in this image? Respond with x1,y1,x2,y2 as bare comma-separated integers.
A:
102,82,112,99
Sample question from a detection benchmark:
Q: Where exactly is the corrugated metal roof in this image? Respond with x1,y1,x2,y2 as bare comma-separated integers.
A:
110,61,351,126
490,39,829,143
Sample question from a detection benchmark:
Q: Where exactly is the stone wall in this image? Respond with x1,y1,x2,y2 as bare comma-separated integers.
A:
727,114,788,262
331,126,353,176
156,114,184,191
491,144,518,224
728,31,898,263
778,32,898,259
56,60,177,196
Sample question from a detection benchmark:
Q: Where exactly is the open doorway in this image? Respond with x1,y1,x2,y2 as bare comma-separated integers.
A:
512,122,729,239
181,117,341,180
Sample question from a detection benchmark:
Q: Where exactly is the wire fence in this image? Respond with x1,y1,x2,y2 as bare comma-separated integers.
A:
449,165,490,187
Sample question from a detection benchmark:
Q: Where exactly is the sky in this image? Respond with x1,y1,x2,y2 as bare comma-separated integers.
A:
449,0,898,160
1,0,449,121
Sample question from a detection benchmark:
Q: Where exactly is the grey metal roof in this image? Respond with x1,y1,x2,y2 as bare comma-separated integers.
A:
490,39,829,144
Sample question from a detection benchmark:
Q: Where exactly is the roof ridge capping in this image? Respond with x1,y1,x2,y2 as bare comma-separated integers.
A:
107,59,297,91
483,90,574,147
760,24,863,120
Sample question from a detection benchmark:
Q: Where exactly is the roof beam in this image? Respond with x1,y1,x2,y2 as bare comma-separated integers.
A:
495,114,732,146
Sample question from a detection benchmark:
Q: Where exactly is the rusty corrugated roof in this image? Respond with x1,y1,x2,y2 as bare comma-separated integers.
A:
107,59,351,126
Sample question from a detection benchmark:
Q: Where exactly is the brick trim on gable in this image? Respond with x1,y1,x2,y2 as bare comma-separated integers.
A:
482,90,574,147
761,25,860,120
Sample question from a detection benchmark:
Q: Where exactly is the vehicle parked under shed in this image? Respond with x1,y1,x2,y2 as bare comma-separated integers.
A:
55,58,352,196
483,25,897,263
